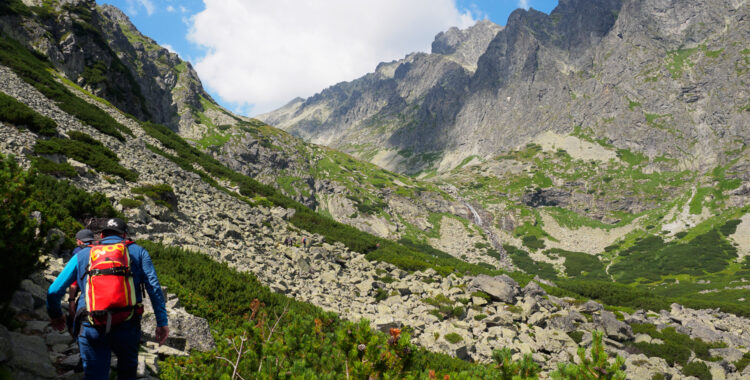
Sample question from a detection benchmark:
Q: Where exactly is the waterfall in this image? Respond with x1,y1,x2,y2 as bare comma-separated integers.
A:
465,202,482,226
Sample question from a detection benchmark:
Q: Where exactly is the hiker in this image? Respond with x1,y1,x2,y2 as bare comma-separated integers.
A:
67,229,96,333
47,218,169,379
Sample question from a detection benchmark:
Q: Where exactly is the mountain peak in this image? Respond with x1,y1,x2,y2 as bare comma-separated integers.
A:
431,20,503,72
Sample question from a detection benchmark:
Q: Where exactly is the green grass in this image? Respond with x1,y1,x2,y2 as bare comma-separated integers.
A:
666,48,698,78
444,333,463,344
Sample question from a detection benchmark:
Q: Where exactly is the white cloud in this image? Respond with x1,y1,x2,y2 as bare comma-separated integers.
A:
166,5,175,13
518,0,530,10
187,0,475,115
125,0,155,15
161,43,177,54
137,0,155,15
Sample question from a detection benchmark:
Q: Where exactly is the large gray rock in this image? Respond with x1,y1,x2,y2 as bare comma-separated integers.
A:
522,281,547,298
593,311,633,341
578,300,604,313
469,274,519,303
9,290,35,313
8,332,56,379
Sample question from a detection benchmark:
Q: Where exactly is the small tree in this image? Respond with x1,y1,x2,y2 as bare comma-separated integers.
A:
492,347,540,379
552,330,626,380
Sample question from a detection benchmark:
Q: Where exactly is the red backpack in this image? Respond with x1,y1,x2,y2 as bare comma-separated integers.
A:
84,241,142,332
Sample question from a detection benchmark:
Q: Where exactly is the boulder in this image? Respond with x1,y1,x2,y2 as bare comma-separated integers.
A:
0,325,11,363
522,281,547,298
9,332,56,379
469,274,519,303
10,290,34,313
45,330,73,346
578,300,604,313
593,311,633,341
709,348,744,363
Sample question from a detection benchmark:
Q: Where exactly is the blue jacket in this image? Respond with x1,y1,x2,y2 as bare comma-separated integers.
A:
47,236,168,327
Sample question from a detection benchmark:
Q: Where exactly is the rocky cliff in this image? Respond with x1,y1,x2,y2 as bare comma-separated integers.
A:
0,0,244,138
260,0,750,175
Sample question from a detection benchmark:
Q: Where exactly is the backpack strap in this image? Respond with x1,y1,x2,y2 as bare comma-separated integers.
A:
86,267,132,277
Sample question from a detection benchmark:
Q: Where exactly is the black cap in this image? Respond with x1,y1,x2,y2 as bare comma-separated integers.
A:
102,218,127,234
75,229,95,243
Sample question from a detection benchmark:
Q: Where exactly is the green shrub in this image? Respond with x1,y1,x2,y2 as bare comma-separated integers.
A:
504,244,559,279
131,183,176,210
682,361,712,380
734,352,750,372
492,347,540,379
119,198,143,209
31,157,77,178
522,235,546,251
549,248,609,280
0,156,46,313
610,231,736,283
474,314,487,321
33,135,138,181
444,333,463,344
0,91,56,136
719,219,741,236
552,330,626,379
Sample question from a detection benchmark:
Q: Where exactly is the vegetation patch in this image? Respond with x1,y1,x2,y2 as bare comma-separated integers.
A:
610,230,736,283
422,294,465,320
504,244,559,280
131,183,176,210
0,91,56,136
119,198,143,209
443,333,463,344
548,249,609,280
665,48,698,78
33,133,138,181
31,156,77,178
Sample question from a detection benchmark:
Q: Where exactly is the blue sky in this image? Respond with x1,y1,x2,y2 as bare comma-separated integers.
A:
99,0,558,116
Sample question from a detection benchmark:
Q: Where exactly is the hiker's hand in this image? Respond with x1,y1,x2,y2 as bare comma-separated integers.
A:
50,316,66,331
155,325,169,346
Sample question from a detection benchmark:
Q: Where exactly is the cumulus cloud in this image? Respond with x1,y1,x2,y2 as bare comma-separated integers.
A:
166,5,175,13
187,0,474,115
518,0,530,10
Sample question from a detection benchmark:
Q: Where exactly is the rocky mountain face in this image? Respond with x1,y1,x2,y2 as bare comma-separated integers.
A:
260,0,750,174
0,0,234,138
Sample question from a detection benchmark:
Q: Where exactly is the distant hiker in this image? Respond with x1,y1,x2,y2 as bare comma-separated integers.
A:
67,229,96,332
47,218,169,379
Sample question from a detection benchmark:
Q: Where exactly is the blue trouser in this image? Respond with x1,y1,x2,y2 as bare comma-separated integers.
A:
78,318,141,380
